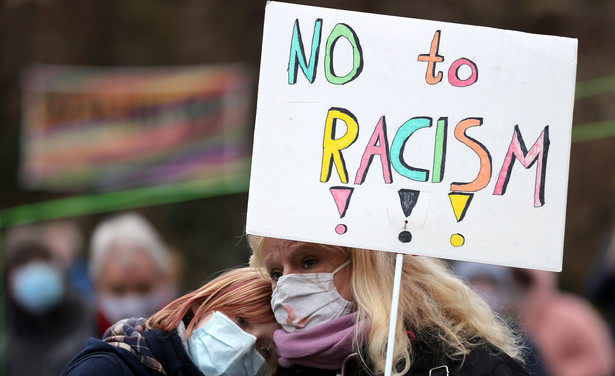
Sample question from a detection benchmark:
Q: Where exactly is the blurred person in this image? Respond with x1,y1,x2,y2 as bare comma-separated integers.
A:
5,221,94,301
4,239,97,376
586,224,615,342
61,267,280,376
89,212,177,336
43,219,94,301
453,261,548,376
514,268,615,376
453,262,515,315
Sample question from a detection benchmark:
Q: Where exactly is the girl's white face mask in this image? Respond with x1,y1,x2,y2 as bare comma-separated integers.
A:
271,260,353,332
188,311,266,376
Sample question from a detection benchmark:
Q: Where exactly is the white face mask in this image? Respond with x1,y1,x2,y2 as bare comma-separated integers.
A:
188,311,266,376
98,290,164,323
271,260,353,332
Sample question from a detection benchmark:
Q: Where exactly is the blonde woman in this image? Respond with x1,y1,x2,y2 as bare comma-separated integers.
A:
249,236,530,376
62,267,280,376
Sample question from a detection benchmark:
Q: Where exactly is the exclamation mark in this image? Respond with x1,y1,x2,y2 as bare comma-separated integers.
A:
398,189,420,243
330,187,354,235
448,192,474,247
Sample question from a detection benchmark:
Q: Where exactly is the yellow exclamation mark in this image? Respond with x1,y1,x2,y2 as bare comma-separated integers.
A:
448,192,474,247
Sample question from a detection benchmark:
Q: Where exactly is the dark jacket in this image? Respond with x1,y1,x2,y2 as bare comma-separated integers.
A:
60,327,203,376
4,291,97,376
276,340,530,376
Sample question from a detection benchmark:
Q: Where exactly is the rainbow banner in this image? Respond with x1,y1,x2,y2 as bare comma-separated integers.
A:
20,64,253,191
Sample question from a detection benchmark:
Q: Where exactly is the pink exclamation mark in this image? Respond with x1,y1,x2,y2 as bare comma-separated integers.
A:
329,187,354,235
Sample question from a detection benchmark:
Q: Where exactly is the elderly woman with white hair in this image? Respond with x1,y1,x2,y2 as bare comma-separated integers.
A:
89,212,177,336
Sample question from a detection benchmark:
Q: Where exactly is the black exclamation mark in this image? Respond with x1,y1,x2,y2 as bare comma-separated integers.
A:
398,189,420,243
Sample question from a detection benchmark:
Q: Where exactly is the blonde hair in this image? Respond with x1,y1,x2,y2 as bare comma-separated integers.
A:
146,266,278,372
249,235,522,375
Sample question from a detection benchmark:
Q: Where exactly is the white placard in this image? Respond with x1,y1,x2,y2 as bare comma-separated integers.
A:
247,2,577,271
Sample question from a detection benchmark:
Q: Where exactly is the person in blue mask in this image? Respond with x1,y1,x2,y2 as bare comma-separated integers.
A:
4,239,97,376
61,267,280,376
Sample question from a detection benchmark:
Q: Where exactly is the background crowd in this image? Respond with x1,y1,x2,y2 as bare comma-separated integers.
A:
3,214,615,375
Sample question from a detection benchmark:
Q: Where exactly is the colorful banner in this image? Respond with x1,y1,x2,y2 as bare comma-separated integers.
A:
246,2,578,271
20,64,253,191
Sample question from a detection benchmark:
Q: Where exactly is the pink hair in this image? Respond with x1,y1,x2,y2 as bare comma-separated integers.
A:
146,267,274,338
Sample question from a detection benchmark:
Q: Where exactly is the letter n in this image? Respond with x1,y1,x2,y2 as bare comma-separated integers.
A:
288,19,322,84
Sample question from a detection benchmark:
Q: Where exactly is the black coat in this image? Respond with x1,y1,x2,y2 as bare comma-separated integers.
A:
275,340,530,376
4,291,97,376
60,328,203,376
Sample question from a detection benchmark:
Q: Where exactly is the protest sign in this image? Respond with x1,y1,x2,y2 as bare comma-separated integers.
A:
247,2,578,271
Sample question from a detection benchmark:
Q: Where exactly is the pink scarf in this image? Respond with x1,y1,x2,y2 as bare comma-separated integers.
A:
273,312,371,369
